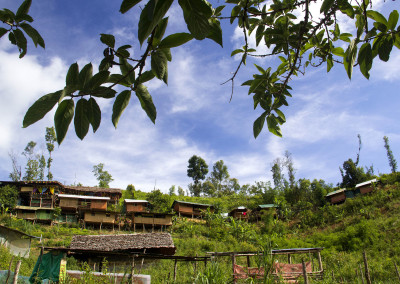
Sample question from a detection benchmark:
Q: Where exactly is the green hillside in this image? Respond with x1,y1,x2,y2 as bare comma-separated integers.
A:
2,177,400,283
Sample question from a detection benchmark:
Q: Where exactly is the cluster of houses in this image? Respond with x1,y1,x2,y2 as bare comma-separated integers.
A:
325,178,378,204
0,178,379,230
0,181,277,231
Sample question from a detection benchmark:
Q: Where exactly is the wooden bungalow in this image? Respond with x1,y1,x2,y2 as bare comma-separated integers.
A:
355,178,378,195
131,212,173,232
83,211,118,228
252,204,278,221
325,188,347,204
229,206,250,221
172,200,214,219
15,206,55,224
124,199,150,213
61,185,122,205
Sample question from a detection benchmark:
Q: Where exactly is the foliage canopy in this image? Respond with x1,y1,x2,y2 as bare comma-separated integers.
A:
1,0,399,142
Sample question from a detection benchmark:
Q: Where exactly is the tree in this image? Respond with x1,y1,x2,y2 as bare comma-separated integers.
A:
0,185,18,212
8,151,21,181
92,163,114,188
383,136,397,173
22,141,40,181
210,160,230,195
146,189,172,212
187,155,208,185
16,0,400,143
271,158,286,191
178,186,185,196
168,185,176,196
340,158,371,188
285,151,296,189
125,184,136,199
45,127,57,180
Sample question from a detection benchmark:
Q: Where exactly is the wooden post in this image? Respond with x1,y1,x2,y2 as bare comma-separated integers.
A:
232,254,237,284
394,261,400,281
359,263,365,284
288,254,292,264
302,259,309,284
317,251,323,272
363,251,372,284
173,259,178,282
139,249,146,274
247,255,251,268
131,256,135,284
12,260,21,284
5,255,14,284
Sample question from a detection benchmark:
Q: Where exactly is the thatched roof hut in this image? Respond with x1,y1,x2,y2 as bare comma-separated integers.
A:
70,233,176,255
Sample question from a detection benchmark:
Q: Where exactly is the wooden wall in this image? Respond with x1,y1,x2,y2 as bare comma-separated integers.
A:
330,192,346,204
126,204,146,213
60,198,79,209
90,200,107,211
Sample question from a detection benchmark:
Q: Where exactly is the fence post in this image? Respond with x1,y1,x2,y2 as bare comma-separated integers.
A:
359,263,365,284
394,261,400,282
130,256,135,284
12,260,22,284
363,251,372,284
232,254,237,284
302,259,309,284
173,259,178,282
5,255,14,284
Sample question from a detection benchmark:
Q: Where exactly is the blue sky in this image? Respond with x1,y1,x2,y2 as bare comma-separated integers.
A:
0,0,399,192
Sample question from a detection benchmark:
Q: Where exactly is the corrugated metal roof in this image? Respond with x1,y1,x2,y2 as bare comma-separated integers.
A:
325,188,346,197
355,178,378,188
257,204,278,209
58,194,110,200
15,206,55,211
172,200,213,208
124,199,148,203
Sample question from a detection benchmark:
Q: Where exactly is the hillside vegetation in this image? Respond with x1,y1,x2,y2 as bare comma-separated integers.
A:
2,175,400,283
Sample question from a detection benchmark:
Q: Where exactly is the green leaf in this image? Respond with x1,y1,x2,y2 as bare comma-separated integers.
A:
23,90,63,128
136,70,155,84
332,47,345,57
119,58,135,84
267,115,282,137
138,0,173,46
120,0,141,14
153,17,169,46
112,90,131,128
87,70,110,90
66,63,79,86
378,36,393,62
16,0,31,18
158,33,194,49
367,10,388,26
231,49,244,56
8,32,16,45
343,39,358,79
74,98,90,140
79,63,93,90
54,99,75,144
91,87,117,98
253,112,267,138
108,74,131,87
320,0,334,14
274,109,286,122
19,23,45,48
100,34,115,48
87,98,101,132
327,54,333,72
13,29,27,58
179,0,213,40
388,10,399,31
206,18,223,47
151,50,168,79
160,48,172,61
135,84,156,123
358,42,372,79
0,28,8,38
